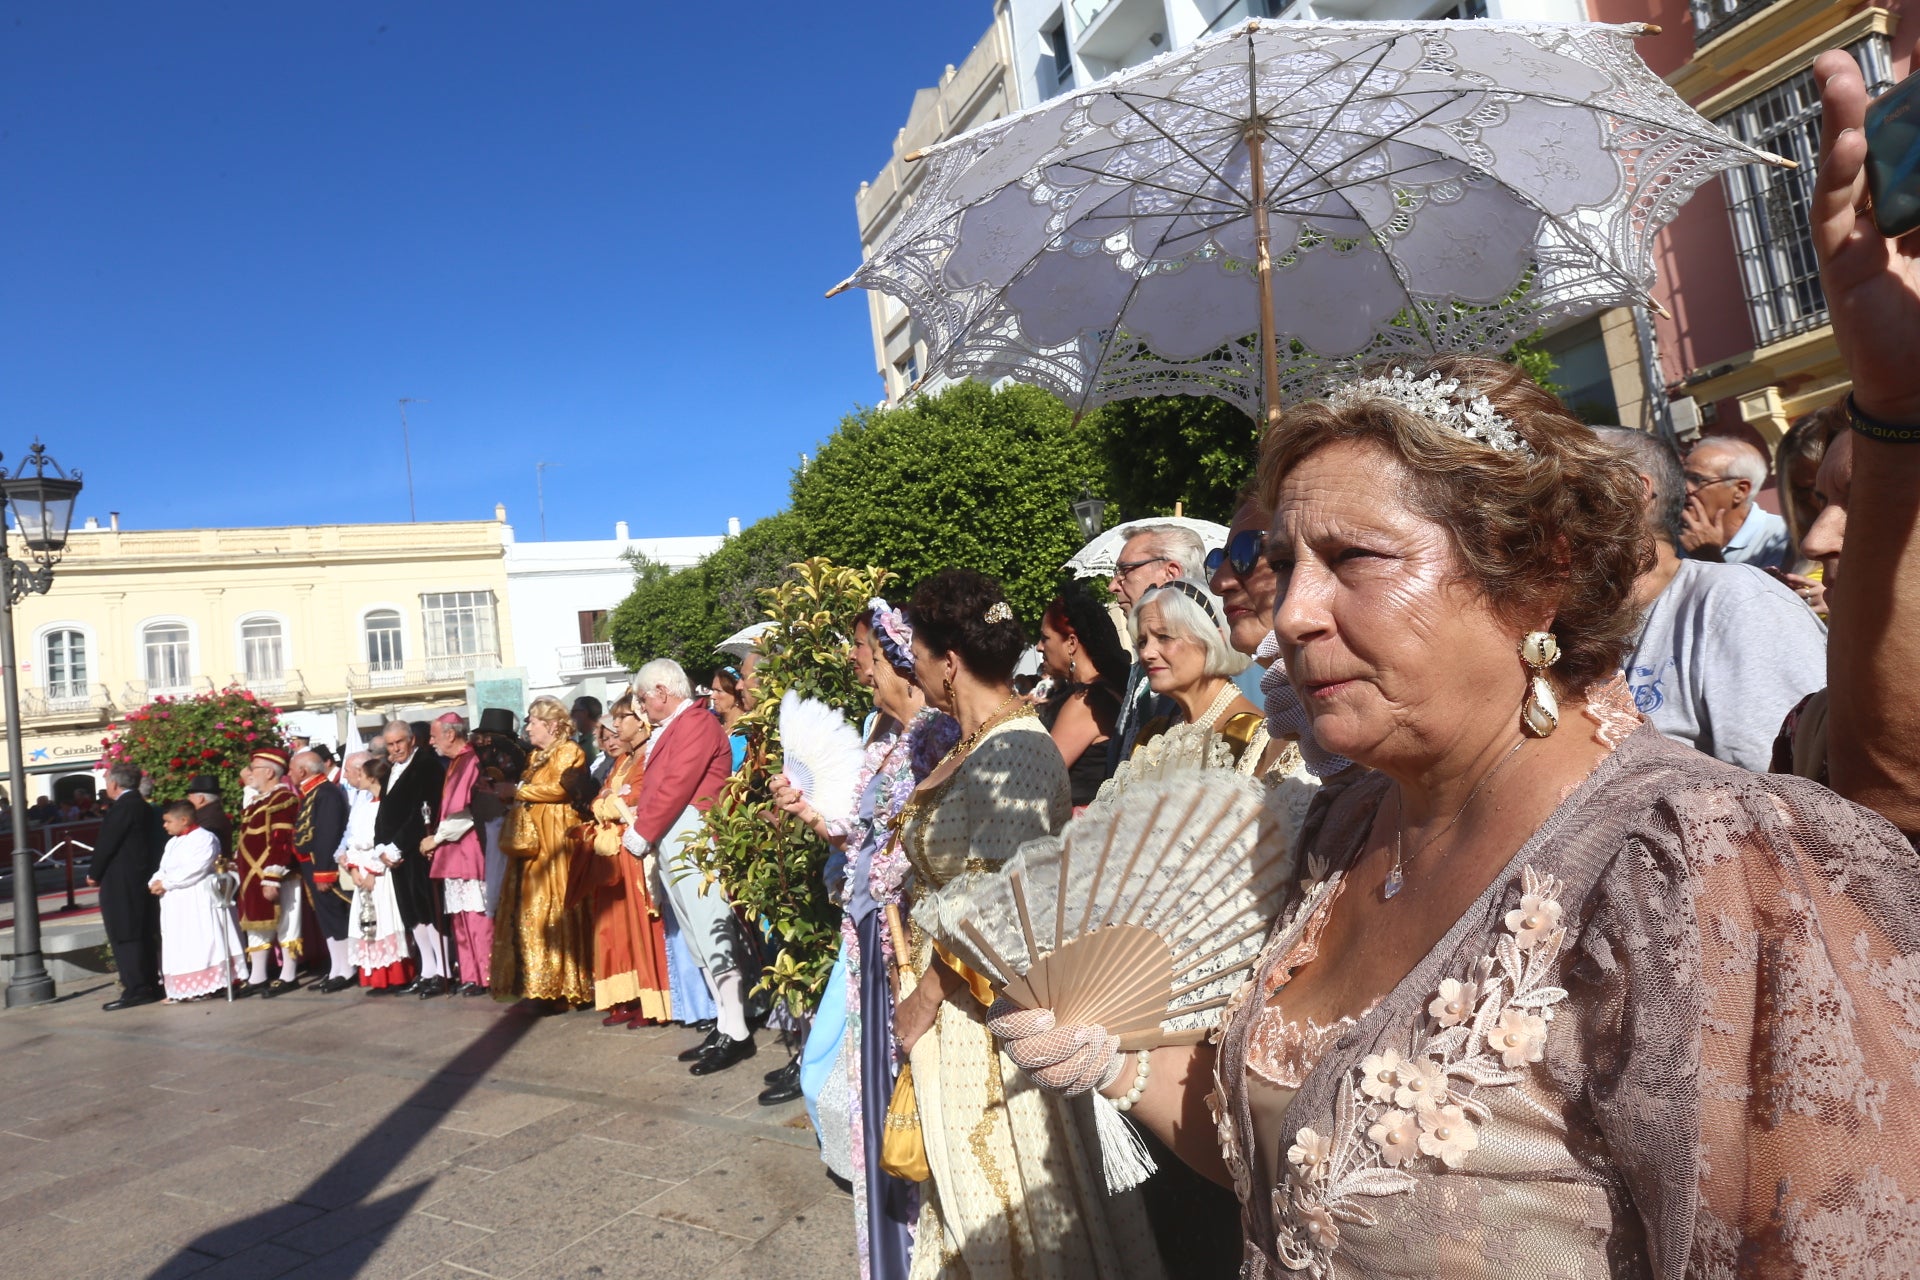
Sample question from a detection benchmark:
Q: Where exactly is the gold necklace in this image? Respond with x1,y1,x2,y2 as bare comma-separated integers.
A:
1384,738,1526,901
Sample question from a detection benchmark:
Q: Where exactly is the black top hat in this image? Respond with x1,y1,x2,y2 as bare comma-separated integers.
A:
185,774,221,796
476,707,517,736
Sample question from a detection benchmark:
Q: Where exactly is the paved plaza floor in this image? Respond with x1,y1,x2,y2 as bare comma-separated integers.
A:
0,975,852,1279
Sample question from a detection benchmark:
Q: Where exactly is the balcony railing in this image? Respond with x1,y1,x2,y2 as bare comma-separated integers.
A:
17,684,116,725
1691,0,1783,46
121,677,213,710
556,642,623,678
232,670,308,708
346,654,500,694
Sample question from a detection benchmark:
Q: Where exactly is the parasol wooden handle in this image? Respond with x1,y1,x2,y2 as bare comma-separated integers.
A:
886,902,914,1000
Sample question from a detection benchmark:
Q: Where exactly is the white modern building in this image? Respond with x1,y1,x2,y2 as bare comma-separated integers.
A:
503,520,728,706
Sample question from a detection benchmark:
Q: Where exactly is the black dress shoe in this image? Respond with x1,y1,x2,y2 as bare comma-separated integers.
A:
689,1018,717,1033
264,978,298,998
317,975,355,994
757,1072,803,1105
763,1057,799,1087
414,976,449,999
102,992,160,1011
689,1033,756,1076
241,982,271,999
458,981,487,997
389,977,424,996
677,1029,722,1062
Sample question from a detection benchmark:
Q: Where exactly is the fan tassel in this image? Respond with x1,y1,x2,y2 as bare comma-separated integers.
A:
1091,1091,1157,1194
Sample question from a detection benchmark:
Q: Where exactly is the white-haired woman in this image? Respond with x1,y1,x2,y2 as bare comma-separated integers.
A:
1102,579,1282,797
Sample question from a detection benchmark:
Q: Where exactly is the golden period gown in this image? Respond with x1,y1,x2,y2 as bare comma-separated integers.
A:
902,713,1165,1280
490,739,594,1004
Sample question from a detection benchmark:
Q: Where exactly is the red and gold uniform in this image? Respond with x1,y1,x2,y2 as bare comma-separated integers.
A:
238,769,303,957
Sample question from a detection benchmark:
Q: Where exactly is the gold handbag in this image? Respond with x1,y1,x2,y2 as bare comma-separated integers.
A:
500,804,540,859
877,1063,930,1183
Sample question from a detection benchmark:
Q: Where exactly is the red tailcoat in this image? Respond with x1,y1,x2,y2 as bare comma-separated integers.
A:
632,707,732,848
236,788,300,932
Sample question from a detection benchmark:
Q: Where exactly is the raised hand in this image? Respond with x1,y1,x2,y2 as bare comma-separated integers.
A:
1814,50,1920,422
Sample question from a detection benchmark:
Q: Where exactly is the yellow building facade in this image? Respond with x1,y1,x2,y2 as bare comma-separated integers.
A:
4,512,517,798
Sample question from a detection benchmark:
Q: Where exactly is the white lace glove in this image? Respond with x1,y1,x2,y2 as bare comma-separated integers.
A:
986,998,1121,1096
621,824,647,857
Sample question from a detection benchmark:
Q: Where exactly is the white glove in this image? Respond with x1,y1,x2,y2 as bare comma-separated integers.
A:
986,998,1121,1096
621,825,647,857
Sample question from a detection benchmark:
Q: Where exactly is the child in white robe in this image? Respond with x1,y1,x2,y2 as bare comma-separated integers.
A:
149,801,245,1002
339,757,411,989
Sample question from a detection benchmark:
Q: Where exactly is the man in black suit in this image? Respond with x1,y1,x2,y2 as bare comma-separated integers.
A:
88,762,163,1010
373,719,446,995
291,749,354,992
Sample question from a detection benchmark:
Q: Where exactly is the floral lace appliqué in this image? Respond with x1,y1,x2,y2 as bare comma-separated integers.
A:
1272,866,1570,1274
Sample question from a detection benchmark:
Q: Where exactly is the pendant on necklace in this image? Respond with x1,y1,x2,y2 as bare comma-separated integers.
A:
1383,862,1404,900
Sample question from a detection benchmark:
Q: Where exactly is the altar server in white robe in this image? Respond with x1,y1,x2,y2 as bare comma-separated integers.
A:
149,800,245,1002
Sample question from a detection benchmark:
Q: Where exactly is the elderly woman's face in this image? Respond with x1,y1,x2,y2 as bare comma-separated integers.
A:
1133,600,1210,698
1269,440,1526,771
525,715,558,749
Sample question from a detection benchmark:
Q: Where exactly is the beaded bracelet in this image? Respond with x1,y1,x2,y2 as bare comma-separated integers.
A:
1848,393,1920,443
1113,1049,1152,1113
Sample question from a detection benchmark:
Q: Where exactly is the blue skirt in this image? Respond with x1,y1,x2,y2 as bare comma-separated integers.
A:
660,896,717,1024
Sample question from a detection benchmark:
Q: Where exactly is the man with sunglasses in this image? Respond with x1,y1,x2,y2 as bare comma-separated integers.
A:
1107,523,1207,768
1679,437,1792,570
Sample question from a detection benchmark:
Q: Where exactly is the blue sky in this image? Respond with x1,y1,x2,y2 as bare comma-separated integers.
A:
1,2,993,539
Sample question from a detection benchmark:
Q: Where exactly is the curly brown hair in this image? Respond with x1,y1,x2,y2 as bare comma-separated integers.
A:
1256,354,1652,692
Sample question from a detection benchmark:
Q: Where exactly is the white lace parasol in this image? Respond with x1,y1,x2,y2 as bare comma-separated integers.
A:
832,19,1783,425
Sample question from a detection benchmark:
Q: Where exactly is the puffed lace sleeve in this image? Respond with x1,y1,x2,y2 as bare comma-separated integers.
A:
1582,768,1920,1278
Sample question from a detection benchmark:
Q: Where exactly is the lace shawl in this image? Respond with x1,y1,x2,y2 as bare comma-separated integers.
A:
1214,725,1920,1279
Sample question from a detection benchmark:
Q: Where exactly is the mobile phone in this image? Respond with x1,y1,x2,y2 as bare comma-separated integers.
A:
1865,67,1920,238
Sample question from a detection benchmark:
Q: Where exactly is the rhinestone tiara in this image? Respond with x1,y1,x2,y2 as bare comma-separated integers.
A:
1327,368,1532,456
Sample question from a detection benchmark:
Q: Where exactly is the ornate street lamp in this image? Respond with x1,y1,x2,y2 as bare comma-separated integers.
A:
1070,486,1109,543
2,443,82,1007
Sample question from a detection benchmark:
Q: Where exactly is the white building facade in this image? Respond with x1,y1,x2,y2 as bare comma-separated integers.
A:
503,520,725,707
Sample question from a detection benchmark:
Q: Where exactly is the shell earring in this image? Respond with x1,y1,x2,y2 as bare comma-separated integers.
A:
1519,631,1560,738
1068,649,1078,683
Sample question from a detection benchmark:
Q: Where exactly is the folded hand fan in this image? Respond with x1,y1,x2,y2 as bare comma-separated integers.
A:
916,771,1300,1051
778,691,864,826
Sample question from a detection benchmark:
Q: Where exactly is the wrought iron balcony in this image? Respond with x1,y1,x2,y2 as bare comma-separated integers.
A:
556,642,623,679
346,654,500,694
1691,0,1783,47
17,683,115,726
121,676,212,710
232,670,307,708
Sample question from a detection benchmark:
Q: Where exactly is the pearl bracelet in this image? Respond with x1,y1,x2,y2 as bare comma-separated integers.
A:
1112,1049,1152,1112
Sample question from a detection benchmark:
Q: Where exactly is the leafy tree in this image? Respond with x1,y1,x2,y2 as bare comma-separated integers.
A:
1086,394,1258,523
790,381,1102,623
607,512,811,676
681,559,885,1013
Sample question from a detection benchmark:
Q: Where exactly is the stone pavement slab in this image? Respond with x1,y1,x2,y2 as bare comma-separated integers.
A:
0,976,850,1279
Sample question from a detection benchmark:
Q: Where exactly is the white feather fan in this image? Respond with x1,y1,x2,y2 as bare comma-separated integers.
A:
916,771,1299,1051
778,691,865,826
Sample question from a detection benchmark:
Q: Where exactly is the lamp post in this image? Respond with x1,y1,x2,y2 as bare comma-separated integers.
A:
2,443,82,1008
1071,486,1109,543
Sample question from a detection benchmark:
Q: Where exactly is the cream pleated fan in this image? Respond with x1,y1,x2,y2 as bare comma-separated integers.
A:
919,771,1298,1049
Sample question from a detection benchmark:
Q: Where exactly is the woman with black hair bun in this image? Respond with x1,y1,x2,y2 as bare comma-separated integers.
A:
891,567,1163,1280
1036,580,1128,809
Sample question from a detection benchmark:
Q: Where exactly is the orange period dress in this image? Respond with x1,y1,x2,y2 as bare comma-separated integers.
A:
585,750,672,1019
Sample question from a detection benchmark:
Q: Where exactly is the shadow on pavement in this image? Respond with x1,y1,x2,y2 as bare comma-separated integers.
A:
148,1009,540,1278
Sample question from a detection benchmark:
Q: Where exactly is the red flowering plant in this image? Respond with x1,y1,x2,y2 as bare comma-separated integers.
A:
101,687,286,815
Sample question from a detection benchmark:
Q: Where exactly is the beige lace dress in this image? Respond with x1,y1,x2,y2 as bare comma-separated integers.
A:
1212,719,1920,1278
902,714,1165,1280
